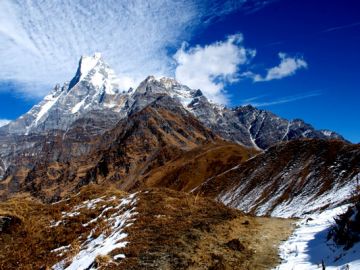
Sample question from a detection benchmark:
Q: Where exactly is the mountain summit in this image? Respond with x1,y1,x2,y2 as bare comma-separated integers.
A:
68,52,121,93
1,54,130,135
0,54,208,136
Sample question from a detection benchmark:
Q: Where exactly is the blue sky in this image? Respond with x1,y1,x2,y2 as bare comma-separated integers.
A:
0,0,359,142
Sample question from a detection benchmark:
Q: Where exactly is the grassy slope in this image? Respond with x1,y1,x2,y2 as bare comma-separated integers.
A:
0,185,294,270
133,141,258,193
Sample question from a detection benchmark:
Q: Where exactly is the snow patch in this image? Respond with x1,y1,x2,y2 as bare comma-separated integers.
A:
51,245,71,257
321,130,334,137
71,99,86,114
271,174,359,218
52,193,138,270
79,53,102,81
35,93,61,123
275,205,360,270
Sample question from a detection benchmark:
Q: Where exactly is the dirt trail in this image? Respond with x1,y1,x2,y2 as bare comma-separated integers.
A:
121,189,295,270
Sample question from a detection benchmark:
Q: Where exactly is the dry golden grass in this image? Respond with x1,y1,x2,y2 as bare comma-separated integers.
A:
137,141,258,193
0,196,56,269
0,184,128,269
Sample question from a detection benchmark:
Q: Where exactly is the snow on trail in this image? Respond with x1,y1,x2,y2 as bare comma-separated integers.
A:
275,205,360,270
52,193,138,270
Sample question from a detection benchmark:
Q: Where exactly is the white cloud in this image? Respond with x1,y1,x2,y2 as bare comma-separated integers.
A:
252,53,307,82
0,0,271,98
174,34,256,104
0,119,10,127
0,0,305,103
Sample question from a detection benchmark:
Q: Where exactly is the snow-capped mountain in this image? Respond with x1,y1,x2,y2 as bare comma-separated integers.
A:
0,54,205,137
0,54,348,195
1,53,128,135
0,53,346,181
0,53,343,147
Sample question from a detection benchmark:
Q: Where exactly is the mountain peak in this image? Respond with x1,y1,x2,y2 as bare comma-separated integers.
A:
159,77,181,89
0,53,345,149
139,76,179,88
68,53,119,93
79,52,104,79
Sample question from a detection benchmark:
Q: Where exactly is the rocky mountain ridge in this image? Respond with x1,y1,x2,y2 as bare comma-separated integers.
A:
0,53,343,144
0,95,219,201
0,54,344,181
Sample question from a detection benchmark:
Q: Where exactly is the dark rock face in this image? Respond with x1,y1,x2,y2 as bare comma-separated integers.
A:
234,105,344,149
184,94,345,150
0,215,21,233
0,216,11,232
226,239,245,251
328,201,360,249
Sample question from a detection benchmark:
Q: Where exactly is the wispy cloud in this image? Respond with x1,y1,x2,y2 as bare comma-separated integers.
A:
241,91,322,107
323,21,360,33
241,0,279,14
0,0,272,98
174,34,256,104
245,53,307,82
239,94,269,104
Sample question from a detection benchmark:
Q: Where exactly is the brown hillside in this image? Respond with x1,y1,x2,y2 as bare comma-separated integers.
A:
0,184,294,270
0,96,220,202
133,141,258,193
